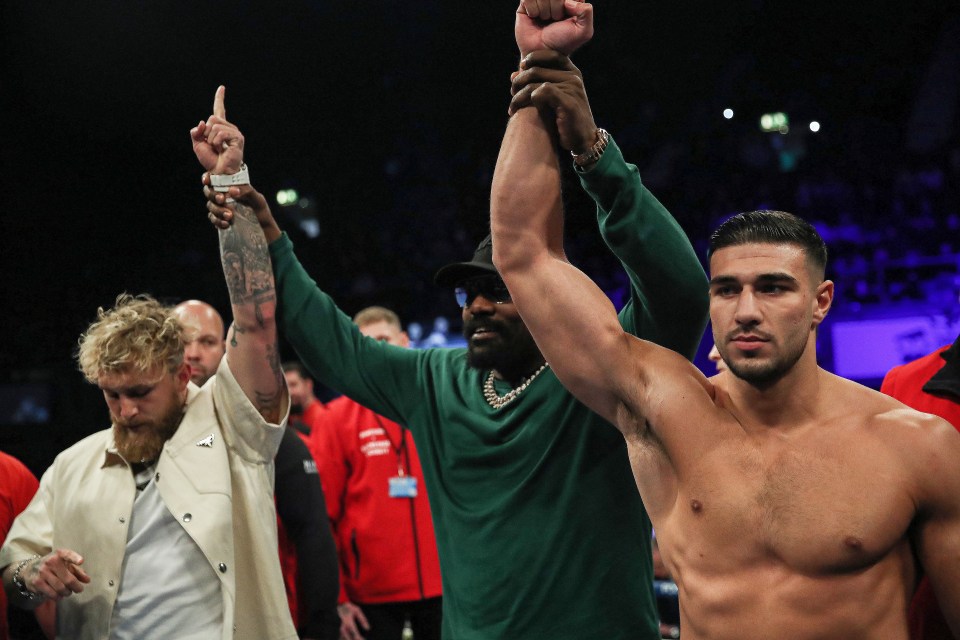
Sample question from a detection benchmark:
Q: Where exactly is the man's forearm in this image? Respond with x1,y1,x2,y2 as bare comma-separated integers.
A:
491,107,565,271
219,199,285,422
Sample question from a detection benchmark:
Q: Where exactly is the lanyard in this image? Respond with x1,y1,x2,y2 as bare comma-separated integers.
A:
373,414,408,477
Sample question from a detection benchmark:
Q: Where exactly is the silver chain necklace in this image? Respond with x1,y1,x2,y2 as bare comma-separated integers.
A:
482,363,550,410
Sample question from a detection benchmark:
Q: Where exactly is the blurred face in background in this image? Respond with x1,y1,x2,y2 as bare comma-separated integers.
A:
174,301,225,386
359,320,409,347
284,369,315,415
708,344,728,373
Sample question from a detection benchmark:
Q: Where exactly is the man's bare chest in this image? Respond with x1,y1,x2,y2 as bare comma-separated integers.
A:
672,434,916,574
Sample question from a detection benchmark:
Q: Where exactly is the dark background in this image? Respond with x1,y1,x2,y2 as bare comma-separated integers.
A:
3,0,960,476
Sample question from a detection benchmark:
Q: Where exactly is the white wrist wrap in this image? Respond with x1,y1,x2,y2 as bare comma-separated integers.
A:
210,163,250,192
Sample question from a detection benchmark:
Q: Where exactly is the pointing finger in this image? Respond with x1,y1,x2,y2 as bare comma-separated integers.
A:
213,85,226,119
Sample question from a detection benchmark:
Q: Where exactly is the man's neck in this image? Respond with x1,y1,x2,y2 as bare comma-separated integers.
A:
725,353,825,432
492,356,548,387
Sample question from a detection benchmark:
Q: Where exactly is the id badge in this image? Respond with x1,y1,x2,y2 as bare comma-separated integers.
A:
389,476,418,498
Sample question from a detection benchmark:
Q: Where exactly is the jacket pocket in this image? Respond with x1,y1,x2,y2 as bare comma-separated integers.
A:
351,529,361,580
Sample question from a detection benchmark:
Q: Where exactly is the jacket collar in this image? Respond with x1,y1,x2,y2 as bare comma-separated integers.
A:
922,333,960,400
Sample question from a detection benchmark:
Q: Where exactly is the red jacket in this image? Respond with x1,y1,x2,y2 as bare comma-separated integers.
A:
881,339,960,640
311,396,442,605
0,451,39,640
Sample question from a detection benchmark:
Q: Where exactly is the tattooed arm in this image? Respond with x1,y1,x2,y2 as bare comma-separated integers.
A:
190,86,287,423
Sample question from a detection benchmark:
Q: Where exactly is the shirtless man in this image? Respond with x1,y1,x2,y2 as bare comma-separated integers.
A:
490,5,960,637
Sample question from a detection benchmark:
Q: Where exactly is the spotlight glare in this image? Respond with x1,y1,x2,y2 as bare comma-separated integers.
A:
760,112,789,133
276,189,299,206
723,108,734,119
809,121,821,132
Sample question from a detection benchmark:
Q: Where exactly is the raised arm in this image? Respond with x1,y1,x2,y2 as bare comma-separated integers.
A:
190,86,286,423
491,104,631,424
495,5,712,434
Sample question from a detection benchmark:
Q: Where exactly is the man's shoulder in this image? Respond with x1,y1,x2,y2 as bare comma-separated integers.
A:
829,373,930,431
866,391,958,454
874,404,960,501
324,395,355,413
43,429,114,475
322,395,382,425
62,428,114,453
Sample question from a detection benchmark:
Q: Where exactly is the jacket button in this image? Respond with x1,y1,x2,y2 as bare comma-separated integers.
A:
218,563,227,573
109,580,115,587
182,513,192,522
155,473,160,481
119,517,125,523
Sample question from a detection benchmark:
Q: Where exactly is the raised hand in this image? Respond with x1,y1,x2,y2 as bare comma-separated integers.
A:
200,178,281,242
190,85,245,175
509,50,598,155
515,0,594,58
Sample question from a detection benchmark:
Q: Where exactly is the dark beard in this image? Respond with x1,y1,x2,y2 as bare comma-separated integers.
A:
463,317,542,377
112,398,184,463
725,342,805,390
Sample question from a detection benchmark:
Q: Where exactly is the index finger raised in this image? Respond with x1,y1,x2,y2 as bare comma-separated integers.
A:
213,85,226,119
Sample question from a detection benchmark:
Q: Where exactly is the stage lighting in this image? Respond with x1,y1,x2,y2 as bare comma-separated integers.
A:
760,112,789,133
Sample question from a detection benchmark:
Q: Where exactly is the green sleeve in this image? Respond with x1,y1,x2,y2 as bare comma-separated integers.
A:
577,137,708,360
268,233,424,424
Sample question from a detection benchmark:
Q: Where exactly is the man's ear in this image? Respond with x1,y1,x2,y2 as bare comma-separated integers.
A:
812,279,834,326
176,362,191,390
399,331,411,348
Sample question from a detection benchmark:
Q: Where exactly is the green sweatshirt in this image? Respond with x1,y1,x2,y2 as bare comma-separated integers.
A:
270,138,708,640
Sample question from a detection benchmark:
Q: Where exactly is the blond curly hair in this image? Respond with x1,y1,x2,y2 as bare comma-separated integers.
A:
77,294,189,383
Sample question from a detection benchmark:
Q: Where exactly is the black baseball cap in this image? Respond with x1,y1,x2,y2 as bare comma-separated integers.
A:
433,234,500,287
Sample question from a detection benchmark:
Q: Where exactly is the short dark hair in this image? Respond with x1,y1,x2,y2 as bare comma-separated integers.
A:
708,210,828,276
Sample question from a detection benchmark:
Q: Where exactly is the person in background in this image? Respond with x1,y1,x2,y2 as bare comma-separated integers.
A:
0,451,53,640
284,362,330,439
882,333,960,640
312,306,442,640
708,343,728,373
173,300,225,388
